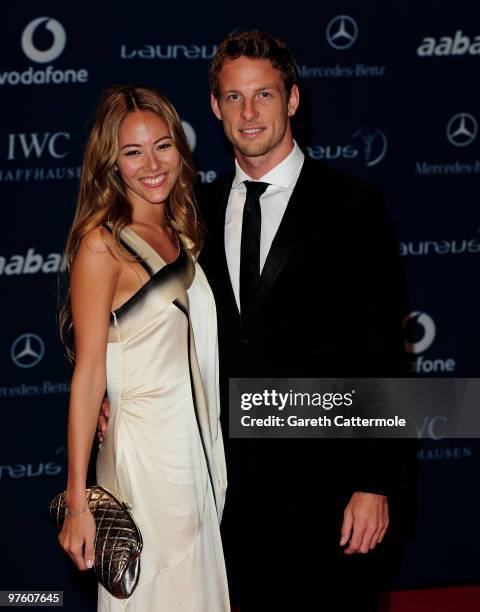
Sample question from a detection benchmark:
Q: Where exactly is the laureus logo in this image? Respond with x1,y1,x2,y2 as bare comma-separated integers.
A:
21,17,66,64
306,127,387,167
0,446,65,479
352,128,388,167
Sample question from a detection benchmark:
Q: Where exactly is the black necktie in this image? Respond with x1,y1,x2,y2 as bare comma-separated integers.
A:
240,180,269,320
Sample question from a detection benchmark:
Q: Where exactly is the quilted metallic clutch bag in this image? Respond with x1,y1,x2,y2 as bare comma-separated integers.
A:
49,485,143,599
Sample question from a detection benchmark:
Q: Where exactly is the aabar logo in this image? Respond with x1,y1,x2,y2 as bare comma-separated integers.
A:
0,249,66,275
417,30,480,57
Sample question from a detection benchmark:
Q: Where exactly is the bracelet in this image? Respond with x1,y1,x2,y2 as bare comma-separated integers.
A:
65,506,88,518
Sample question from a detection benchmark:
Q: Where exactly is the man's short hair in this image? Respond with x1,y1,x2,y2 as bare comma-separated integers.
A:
209,31,299,99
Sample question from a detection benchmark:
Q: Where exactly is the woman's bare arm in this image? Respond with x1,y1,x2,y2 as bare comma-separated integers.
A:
59,227,120,570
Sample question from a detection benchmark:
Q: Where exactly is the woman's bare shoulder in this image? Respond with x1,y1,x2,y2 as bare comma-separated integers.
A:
79,226,117,255
72,226,121,279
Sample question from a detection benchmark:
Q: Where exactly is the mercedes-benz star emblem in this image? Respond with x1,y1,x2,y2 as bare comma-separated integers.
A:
11,333,45,368
326,15,358,50
446,113,478,147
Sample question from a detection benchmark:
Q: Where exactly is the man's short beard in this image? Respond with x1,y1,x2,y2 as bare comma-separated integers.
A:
234,141,273,158
232,125,288,159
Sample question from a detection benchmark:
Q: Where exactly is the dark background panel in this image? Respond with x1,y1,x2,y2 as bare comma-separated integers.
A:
1,1,479,609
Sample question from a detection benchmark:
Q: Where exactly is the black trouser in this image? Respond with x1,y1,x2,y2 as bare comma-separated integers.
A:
221,440,383,612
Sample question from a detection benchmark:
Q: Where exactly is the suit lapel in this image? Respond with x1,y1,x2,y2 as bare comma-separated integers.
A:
212,173,244,328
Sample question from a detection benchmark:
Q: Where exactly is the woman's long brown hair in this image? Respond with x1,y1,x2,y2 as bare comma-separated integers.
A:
59,84,204,360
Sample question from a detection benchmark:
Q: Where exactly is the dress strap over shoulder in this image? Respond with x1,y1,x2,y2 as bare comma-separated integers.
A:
101,222,158,276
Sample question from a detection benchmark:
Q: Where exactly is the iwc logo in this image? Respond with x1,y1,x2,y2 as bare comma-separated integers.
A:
1,131,80,183
11,333,45,368
326,15,358,50
446,113,478,147
7,132,70,160
21,17,66,64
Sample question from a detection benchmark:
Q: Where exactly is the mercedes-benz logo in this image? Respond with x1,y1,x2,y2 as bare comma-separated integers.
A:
353,127,388,167
446,113,478,147
326,15,358,50
403,312,436,354
11,333,45,368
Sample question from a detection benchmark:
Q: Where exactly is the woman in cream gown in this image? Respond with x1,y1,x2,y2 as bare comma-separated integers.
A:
58,85,229,611
97,226,229,611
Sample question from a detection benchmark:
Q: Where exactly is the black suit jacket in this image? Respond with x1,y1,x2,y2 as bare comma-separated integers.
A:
198,157,406,502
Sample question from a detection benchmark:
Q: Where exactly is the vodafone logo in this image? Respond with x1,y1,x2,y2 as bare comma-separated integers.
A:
21,17,66,64
0,18,87,87
404,311,436,354
181,120,196,152
403,311,455,374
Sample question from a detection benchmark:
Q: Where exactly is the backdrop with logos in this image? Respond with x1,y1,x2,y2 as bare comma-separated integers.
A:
1,1,479,608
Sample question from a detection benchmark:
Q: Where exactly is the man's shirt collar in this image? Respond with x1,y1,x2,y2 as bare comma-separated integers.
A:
232,140,304,190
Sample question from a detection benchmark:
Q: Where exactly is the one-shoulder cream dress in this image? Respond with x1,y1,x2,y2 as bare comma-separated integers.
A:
96,227,229,611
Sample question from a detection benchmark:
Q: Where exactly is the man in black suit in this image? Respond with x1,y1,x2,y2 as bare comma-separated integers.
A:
198,31,406,611
99,30,405,610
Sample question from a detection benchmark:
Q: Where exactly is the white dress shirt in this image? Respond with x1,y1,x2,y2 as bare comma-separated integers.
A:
225,141,305,311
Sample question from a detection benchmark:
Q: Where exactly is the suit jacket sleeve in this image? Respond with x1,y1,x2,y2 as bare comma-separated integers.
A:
345,185,408,496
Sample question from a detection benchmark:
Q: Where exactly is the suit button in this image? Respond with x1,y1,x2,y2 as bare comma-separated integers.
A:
240,337,251,345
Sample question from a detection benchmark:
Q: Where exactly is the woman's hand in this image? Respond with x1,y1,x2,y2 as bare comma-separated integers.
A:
58,509,96,571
